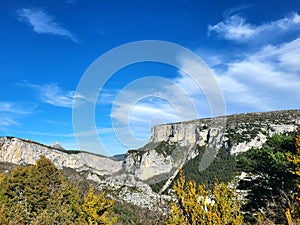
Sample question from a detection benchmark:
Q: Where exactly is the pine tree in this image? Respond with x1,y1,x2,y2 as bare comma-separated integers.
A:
237,134,298,223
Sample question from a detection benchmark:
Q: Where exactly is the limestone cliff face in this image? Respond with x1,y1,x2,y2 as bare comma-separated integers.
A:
123,149,174,181
0,137,122,176
150,123,199,146
124,110,300,184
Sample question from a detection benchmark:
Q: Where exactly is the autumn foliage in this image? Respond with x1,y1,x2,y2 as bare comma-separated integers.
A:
166,170,243,225
0,156,116,224
285,128,300,224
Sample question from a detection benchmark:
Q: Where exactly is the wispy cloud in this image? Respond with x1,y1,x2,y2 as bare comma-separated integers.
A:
0,101,35,129
212,37,300,113
109,76,205,146
20,81,84,108
17,8,78,43
0,117,19,128
111,96,181,143
97,89,120,105
208,12,300,43
66,0,77,6
203,9,300,113
112,99,180,124
24,128,112,138
0,101,32,114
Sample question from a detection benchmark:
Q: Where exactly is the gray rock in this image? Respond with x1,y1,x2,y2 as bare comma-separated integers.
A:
50,142,65,150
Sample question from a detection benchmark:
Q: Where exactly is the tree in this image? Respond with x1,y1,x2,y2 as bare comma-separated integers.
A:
181,146,237,189
285,128,300,224
0,156,117,225
113,202,167,225
82,187,117,225
166,170,243,225
236,134,299,223
32,182,85,225
0,156,64,223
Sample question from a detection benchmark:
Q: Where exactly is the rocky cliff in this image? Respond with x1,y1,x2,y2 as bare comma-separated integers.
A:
0,137,122,176
0,109,299,209
123,110,300,189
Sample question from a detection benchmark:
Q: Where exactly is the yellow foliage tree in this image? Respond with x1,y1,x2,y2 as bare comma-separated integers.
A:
82,187,117,225
0,157,118,225
285,128,300,224
167,170,243,225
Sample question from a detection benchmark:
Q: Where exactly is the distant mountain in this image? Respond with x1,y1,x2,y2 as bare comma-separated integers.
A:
0,109,299,211
112,153,126,161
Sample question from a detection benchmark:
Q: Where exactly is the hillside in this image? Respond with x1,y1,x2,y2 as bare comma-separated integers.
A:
0,109,299,212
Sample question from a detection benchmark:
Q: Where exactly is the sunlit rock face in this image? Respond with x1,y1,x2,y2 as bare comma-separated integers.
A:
0,137,122,176
124,110,300,183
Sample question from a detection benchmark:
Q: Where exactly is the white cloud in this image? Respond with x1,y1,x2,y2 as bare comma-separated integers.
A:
175,56,271,112
208,12,300,43
0,117,19,128
26,127,113,138
97,89,119,105
112,100,179,124
111,96,182,142
168,34,300,115
0,101,31,114
255,38,300,72
109,77,202,147
209,15,256,41
212,37,300,112
17,8,78,43
21,81,84,108
0,101,35,129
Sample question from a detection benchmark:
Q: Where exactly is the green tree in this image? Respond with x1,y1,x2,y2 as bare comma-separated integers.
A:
285,128,300,224
236,134,299,223
182,147,237,189
0,156,64,223
32,182,85,225
0,156,117,225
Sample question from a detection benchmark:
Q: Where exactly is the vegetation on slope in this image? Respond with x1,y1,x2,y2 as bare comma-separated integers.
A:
0,156,117,225
150,145,237,193
167,170,243,225
113,203,166,225
0,156,167,225
236,132,300,224
151,129,300,224
182,146,237,188
167,130,300,225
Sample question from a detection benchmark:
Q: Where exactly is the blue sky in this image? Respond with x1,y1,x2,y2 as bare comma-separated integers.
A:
0,0,300,155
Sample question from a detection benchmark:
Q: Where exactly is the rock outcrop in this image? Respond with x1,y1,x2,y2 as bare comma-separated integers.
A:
50,141,65,150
